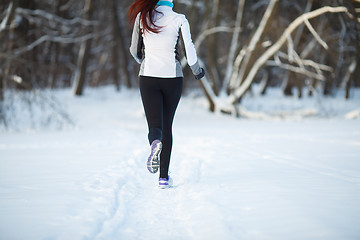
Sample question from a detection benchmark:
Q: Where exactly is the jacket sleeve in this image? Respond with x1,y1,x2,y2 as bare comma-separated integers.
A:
180,17,202,76
129,14,143,64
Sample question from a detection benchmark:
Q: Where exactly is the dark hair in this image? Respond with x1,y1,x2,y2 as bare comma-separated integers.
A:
128,0,162,34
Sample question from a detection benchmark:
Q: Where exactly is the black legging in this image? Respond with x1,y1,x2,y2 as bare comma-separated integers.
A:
139,76,183,179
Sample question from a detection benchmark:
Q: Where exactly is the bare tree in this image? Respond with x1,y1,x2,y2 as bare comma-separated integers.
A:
196,2,352,115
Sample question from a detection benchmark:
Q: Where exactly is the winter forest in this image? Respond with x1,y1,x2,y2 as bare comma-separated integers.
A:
1,0,360,121
1,0,360,240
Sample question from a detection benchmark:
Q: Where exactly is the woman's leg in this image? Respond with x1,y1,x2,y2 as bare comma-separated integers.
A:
139,76,163,143
139,76,183,179
159,77,183,179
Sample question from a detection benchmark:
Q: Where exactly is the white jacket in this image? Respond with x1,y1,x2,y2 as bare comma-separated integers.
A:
130,5,201,78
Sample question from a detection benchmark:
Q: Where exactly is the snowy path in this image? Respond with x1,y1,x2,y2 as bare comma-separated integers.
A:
1,88,360,239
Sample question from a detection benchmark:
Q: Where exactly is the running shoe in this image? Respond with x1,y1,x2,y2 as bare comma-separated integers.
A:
159,177,173,189
147,139,162,174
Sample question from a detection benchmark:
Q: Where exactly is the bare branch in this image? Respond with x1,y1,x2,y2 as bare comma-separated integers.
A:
1,28,110,58
228,48,247,89
300,38,318,58
17,8,99,27
290,49,306,70
268,60,325,81
280,51,332,72
304,18,328,49
181,26,236,67
287,34,295,62
194,26,235,49
341,58,357,89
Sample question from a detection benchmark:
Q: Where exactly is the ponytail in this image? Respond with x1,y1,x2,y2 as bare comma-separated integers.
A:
128,0,162,34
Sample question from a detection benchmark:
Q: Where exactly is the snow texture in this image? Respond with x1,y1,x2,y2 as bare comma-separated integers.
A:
1,86,360,240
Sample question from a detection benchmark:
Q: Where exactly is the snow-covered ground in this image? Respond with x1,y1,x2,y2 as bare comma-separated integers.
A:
1,86,360,240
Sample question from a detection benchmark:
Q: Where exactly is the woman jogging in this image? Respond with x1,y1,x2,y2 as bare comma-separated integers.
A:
129,0,205,189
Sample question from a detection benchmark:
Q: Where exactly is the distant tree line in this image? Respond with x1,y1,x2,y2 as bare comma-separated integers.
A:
0,0,359,118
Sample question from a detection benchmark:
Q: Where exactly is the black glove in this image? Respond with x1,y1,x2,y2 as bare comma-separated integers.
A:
195,68,205,80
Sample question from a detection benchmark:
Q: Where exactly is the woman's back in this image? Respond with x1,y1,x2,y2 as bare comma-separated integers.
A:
141,6,186,77
130,3,200,78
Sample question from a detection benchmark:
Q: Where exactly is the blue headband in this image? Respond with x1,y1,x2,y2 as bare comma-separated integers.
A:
157,1,174,8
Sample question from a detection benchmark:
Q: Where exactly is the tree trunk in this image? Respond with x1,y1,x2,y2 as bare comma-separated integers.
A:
222,0,245,93
48,0,64,89
204,0,221,95
342,0,360,97
72,0,93,96
344,58,356,99
199,77,216,112
0,0,19,101
112,0,132,89
110,0,120,91
259,67,270,95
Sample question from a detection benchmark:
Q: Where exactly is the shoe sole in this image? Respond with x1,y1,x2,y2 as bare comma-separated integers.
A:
147,142,162,174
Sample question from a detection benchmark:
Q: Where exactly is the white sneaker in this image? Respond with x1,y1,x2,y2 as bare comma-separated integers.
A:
159,177,173,189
